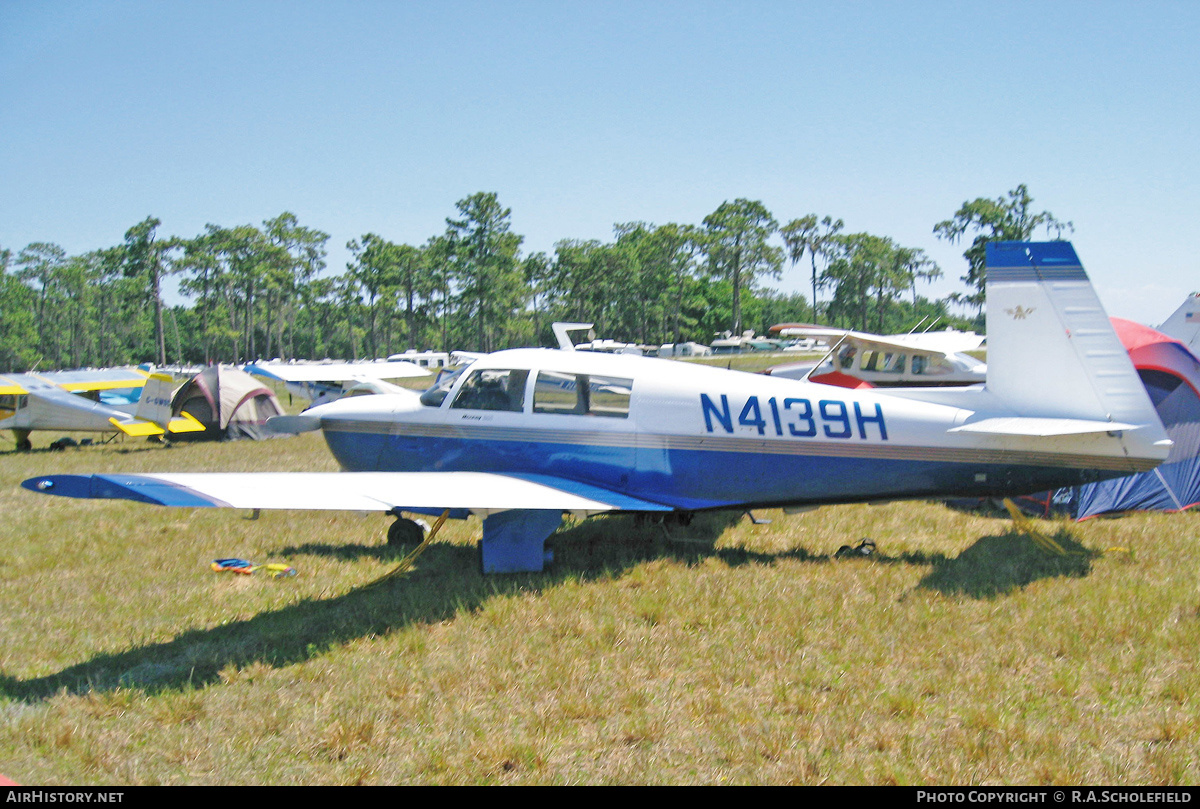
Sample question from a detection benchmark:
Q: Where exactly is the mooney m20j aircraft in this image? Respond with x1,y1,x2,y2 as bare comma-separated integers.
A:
24,243,1171,573
1,369,202,450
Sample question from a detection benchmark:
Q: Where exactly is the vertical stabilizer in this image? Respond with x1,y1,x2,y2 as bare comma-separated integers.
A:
134,372,176,430
1158,293,1200,353
984,242,1158,427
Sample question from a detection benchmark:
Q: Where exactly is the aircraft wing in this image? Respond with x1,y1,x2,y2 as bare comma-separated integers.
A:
244,361,430,383
885,331,986,355
779,328,984,356
0,369,150,396
21,471,674,517
0,375,26,395
33,368,151,392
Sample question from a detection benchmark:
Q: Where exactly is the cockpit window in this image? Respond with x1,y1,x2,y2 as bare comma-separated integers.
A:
533,371,632,418
868,350,902,374
448,368,529,412
837,346,857,370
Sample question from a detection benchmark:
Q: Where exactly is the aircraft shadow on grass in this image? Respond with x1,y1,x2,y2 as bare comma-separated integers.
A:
0,513,1095,702
915,529,1096,599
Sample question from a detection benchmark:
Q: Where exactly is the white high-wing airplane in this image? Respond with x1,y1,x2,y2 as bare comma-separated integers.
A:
23,243,1172,573
766,318,986,386
764,328,987,388
1,369,203,450
243,360,431,407
1158,294,1200,354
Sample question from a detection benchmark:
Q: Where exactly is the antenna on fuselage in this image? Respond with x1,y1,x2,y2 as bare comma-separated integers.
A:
552,322,595,351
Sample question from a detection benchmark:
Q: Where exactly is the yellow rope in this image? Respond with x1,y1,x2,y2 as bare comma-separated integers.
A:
365,509,451,587
1002,498,1070,556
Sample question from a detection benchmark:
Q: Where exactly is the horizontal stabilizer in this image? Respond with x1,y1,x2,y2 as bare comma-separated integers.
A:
949,417,1143,437
108,417,164,437
167,412,206,433
109,412,204,436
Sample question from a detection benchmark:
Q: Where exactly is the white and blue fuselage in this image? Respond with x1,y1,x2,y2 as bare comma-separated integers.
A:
311,347,1158,513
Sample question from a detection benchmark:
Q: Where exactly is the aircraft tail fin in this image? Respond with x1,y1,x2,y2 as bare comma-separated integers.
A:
120,372,203,435
984,242,1162,432
132,373,177,430
1158,293,1200,353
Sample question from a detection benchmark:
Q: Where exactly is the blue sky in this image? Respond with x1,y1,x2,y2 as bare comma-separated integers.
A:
2,0,1196,328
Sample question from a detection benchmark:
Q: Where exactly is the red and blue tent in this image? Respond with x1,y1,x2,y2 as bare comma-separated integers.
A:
1016,318,1200,519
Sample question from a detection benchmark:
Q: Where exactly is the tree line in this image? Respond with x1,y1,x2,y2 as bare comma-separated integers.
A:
0,185,1068,373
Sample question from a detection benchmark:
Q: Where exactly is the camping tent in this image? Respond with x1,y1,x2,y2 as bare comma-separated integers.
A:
1012,318,1200,519
170,365,286,441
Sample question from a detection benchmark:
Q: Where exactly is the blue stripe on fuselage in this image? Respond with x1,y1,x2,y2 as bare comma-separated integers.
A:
322,427,1123,511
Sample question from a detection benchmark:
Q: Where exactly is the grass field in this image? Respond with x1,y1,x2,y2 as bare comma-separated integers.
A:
1,390,1198,785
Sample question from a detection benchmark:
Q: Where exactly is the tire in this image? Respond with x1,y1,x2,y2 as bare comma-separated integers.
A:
387,518,425,548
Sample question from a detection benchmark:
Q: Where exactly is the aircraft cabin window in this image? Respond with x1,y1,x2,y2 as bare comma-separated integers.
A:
924,357,954,376
533,371,632,418
449,368,529,412
878,352,905,374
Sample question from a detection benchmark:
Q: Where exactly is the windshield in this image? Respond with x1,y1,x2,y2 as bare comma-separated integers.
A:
419,365,468,407
448,368,529,412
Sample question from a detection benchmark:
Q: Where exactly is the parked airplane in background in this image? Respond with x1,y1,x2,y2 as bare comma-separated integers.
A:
243,360,431,408
764,327,986,388
1,369,203,450
1159,294,1200,354
24,243,1171,574
386,350,452,370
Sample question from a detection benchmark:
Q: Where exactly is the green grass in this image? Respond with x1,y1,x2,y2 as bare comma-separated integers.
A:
0,431,1197,785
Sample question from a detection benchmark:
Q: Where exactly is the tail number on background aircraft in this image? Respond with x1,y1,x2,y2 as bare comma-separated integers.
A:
700,394,888,440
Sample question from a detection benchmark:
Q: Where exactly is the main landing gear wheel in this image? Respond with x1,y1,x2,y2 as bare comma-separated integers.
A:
14,437,32,452
387,517,426,549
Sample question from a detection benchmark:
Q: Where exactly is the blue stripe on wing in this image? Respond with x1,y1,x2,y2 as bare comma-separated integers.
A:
21,474,228,508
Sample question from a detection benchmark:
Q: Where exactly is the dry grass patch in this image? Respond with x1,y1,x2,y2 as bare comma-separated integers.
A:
1,434,1198,784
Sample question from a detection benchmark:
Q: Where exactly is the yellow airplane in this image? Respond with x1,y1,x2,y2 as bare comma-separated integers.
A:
0,368,203,450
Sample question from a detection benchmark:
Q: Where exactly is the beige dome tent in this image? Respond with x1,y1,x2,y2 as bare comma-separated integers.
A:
170,365,286,441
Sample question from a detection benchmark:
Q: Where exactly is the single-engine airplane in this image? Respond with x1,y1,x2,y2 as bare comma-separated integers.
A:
243,359,431,408
23,243,1172,573
1,369,203,450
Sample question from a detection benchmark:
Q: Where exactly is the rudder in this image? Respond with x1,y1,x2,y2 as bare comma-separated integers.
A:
985,242,1159,429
